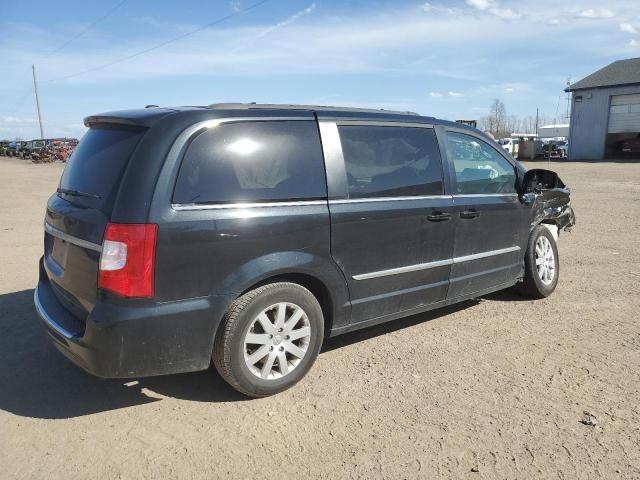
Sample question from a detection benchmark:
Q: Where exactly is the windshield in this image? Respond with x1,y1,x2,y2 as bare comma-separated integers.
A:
58,125,145,212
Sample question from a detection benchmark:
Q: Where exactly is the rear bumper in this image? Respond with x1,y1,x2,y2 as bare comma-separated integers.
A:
34,270,232,378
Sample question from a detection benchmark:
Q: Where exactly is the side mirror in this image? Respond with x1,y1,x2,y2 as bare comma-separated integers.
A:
519,168,565,194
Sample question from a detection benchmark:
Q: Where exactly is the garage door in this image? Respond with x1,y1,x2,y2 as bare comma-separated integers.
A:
608,94,640,133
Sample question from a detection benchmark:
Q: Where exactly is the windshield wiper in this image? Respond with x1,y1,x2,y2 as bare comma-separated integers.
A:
57,188,101,199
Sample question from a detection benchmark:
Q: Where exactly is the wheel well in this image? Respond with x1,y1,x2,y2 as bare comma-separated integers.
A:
239,273,334,337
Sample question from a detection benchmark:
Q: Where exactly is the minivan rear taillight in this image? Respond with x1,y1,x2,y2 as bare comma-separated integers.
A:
99,223,158,298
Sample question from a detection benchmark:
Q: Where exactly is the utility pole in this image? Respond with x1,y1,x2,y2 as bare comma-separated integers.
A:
535,107,539,135
32,64,44,139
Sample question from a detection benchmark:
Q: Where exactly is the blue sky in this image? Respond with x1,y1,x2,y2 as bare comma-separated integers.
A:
1,0,639,139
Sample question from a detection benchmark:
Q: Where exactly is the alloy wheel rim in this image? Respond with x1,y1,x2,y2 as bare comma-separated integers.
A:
243,302,311,380
535,235,555,286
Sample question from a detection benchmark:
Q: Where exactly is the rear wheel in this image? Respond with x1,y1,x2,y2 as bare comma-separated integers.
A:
516,225,559,299
212,282,324,397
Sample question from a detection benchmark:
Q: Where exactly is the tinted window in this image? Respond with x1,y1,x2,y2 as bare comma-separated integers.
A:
447,132,516,194
338,126,443,198
59,125,145,211
173,121,327,204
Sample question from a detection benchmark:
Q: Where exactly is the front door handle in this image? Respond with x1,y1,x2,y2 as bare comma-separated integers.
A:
460,209,481,219
427,212,452,222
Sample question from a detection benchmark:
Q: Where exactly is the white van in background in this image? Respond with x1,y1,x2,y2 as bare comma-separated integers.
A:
498,138,516,155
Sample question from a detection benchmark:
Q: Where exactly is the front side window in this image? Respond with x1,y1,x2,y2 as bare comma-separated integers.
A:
337,125,444,198
173,121,327,204
447,132,516,194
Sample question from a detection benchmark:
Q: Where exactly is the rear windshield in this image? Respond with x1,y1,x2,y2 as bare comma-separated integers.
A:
58,125,145,212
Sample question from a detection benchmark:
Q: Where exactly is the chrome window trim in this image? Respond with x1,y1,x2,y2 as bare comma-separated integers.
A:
34,286,78,340
330,195,452,205
174,196,456,209
44,222,102,252
194,116,313,131
172,200,327,211
352,246,521,280
333,120,435,129
453,193,518,198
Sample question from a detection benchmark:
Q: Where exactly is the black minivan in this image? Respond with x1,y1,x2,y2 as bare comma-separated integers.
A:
35,103,575,397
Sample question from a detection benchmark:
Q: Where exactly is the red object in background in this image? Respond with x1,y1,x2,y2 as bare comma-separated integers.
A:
621,134,640,154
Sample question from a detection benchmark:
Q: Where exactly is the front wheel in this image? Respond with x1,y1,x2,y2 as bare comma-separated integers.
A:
213,282,324,397
516,225,559,299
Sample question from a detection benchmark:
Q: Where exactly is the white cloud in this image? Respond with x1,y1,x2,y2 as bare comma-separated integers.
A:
466,0,497,11
505,87,515,94
465,0,521,20
578,9,615,19
0,116,38,124
620,23,638,34
547,18,562,25
448,91,464,97
630,39,640,47
490,8,521,20
233,3,316,49
420,2,458,15
229,1,241,13
429,91,442,97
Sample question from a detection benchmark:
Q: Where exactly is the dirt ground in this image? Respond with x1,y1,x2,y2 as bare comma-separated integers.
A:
0,156,639,479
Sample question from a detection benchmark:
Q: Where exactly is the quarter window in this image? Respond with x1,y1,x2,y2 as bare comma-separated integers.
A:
337,125,444,198
173,121,327,204
447,132,516,194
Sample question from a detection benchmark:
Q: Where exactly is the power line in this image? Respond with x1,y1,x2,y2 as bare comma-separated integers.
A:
44,0,272,84
0,0,128,108
38,0,129,65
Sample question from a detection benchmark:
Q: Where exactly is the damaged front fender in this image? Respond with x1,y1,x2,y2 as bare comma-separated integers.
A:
520,177,576,233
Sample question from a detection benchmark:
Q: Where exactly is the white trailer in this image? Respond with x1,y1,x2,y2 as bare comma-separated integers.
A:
538,124,569,139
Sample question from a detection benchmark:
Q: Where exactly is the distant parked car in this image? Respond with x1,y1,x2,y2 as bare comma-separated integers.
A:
542,140,568,159
621,133,640,155
23,140,48,160
6,141,26,157
498,138,516,155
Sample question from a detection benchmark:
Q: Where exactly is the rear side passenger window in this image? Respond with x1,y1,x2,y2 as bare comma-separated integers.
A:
337,126,444,198
447,132,516,194
173,121,327,204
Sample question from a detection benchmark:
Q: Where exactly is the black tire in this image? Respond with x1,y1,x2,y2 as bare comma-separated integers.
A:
516,225,559,299
212,282,324,398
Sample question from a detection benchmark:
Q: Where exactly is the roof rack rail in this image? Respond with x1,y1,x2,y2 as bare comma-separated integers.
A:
206,102,420,116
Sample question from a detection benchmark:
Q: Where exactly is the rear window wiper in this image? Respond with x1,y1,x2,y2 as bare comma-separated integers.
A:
57,188,101,199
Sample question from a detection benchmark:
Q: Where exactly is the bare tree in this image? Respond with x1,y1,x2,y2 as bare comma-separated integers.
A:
475,100,555,138
489,98,507,138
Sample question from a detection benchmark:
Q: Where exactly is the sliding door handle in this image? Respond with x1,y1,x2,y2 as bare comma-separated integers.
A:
460,209,481,219
427,212,452,222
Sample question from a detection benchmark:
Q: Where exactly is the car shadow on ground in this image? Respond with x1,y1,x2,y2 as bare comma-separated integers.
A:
0,289,249,419
0,288,499,419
